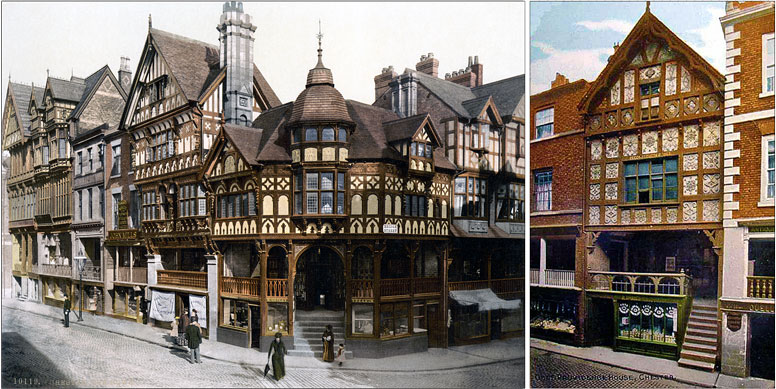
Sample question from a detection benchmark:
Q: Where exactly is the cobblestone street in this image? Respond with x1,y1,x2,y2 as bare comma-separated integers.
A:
2,308,523,388
530,349,699,388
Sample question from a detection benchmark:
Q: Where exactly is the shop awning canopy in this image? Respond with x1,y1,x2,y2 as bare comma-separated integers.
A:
449,288,521,312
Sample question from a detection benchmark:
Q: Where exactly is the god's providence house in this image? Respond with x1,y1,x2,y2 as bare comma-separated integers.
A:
530,4,773,379
4,2,524,358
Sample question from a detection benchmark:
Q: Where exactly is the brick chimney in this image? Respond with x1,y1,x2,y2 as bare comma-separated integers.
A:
444,55,483,88
415,53,439,77
374,66,397,100
550,73,569,89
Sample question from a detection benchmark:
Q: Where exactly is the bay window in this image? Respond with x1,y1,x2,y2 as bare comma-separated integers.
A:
497,182,525,221
217,190,256,218
179,184,206,217
403,195,427,217
294,171,345,215
454,176,487,218
142,190,159,220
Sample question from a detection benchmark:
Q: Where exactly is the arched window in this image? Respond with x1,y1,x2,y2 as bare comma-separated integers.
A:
267,246,288,279
338,128,347,142
293,128,301,143
352,246,373,279
305,127,317,142
322,127,335,141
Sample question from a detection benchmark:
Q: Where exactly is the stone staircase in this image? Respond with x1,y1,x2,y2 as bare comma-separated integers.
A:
678,302,718,371
288,309,352,359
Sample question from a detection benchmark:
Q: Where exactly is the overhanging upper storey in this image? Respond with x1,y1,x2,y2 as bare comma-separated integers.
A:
579,9,725,137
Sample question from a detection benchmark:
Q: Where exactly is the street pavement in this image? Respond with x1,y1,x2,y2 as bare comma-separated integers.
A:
2,306,524,388
530,349,699,388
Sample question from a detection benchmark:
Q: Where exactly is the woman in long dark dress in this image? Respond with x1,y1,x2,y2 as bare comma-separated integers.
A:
267,332,287,380
321,325,334,362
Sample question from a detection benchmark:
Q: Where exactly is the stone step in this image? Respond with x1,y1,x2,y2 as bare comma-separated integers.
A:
691,305,717,313
682,341,717,354
296,334,346,341
680,349,716,364
684,334,718,346
678,357,715,372
295,337,345,346
686,327,717,338
687,321,717,331
288,349,353,359
688,314,717,324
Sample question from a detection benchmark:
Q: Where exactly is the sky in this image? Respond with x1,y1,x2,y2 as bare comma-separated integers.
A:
530,1,726,94
1,2,524,110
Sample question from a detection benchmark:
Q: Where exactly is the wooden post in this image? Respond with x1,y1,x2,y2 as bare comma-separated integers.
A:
286,240,293,336
258,240,267,337
344,240,352,337
374,240,384,338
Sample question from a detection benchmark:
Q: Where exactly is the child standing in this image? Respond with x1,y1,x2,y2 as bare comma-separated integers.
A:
335,343,346,366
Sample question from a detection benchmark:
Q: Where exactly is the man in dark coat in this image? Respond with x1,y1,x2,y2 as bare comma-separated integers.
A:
63,294,71,328
185,322,202,364
266,332,287,380
178,310,190,346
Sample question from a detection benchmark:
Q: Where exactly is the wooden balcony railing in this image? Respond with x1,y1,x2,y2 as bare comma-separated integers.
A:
491,278,524,294
116,267,148,284
381,278,411,296
222,277,260,297
39,264,73,278
266,278,288,298
587,271,691,296
413,278,440,294
530,269,539,284
350,279,374,299
747,276,774,299
545,270,575,288
81,265,102,281
157,270,207,289
448,280,489,291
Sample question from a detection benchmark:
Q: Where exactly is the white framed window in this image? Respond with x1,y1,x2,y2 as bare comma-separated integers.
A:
760,135,775,205
763,33,774,96
535,107,554,139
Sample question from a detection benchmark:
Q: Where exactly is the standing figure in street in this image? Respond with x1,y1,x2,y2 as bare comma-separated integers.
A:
178,310,189,347
63,294,71,328
170,316,179,341
191,309,199,325
336,343,346,366
266,332,287,380
185,322,202,364
321,324,334,362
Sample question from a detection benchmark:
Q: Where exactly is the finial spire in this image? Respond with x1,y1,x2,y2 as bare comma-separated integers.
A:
148,14,152,30
316,19,324,66
646,1,650,12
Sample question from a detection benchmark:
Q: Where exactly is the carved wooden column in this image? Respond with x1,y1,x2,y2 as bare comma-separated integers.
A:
373,240,385,338
286,240,294,336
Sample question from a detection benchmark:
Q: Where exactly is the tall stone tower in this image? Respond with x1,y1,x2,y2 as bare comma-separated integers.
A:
217,1,256,125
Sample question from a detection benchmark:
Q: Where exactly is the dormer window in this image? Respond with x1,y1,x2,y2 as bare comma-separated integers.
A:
293,125,349,144
305,127,318,142
322,127,335,141
411,142,432,159
338,128,347,142
471,123,491,150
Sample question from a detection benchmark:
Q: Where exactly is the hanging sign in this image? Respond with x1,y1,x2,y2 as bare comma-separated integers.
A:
189,294,208,328
149,290,175,322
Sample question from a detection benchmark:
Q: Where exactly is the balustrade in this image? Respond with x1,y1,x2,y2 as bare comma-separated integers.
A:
266,278,288,298
157,270,207,289
448,280,489,291
116,267,148,284
222,277,260,297
381,278,411,296
747,276,774,299
587,271,690,296
39,263,73,277
413,278,440,294
350,279,374,299
81,265,102,281
491,278,523,294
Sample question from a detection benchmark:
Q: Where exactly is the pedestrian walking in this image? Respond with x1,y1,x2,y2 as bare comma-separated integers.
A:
63,294,71,328
321,324,334,362
185,322,202,364
265,332,287,381
170,317,179,340
191,308,199,325
335,343,346,366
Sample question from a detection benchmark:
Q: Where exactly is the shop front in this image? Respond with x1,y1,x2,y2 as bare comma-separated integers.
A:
530,288,580,344
448,288,521,345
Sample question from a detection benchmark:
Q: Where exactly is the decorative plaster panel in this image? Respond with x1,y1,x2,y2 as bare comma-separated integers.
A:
642,131,658,154
591,140,602,160
606,138,619,159
590,184,601,201
605,206,617,224
591,165,601,180
702,121,721,147
605,183,618,200
634,209,647,224
621,209,631,224
606,163,619,179
683,176,698,196
589,206,600,225
703,200,720,222
624,70,635,104
703,174,720,194
703,151,720,170
623,134,638,156
611,79,621,106
683,154,698,171
683,202,697,222
666,207,678,223
663,128,679,152
683,125,699,149
651,208,662,223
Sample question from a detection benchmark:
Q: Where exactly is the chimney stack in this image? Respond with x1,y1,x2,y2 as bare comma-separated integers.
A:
444,55,483,87
118,57,132,94
415,52,439,78
217,1,256,126
374,65,397,100
550,73,569,89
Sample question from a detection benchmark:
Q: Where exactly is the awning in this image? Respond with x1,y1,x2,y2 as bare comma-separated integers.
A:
449,288,522,312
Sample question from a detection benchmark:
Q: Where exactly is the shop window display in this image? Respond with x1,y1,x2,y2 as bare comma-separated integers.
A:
351,304,373,335
267,303,288,334
616,302,677,344
380,302,409,338
222,299,249,329
453,309,488,339
530,299,577,334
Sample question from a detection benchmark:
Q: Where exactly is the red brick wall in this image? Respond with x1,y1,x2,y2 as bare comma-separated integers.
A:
733,9,774,115
731,6,775,219
530,80,588,227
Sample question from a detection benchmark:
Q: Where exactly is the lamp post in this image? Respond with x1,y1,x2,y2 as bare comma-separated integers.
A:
75,249,86,322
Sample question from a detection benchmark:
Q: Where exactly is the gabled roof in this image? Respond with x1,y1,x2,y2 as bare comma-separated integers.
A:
253,103,293,162
461,95,492,119
382,114,432,143
472,75,525,120
253,64,281,108
31,85,45,109
70,65,127,121
46,76,86,102
413,71,477,118
578,9,725,112
8,82,33,136
223,123,264,166
149,28,221,102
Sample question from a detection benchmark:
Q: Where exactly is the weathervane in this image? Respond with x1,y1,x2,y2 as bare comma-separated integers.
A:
316,19,324,64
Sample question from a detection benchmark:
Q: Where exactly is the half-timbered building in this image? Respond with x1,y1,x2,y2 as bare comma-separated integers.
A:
373,54,525,345
121,2,280,336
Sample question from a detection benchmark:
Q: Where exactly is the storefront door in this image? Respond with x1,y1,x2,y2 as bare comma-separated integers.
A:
250,305,261,349
427,302,444,348
294,246,344,311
